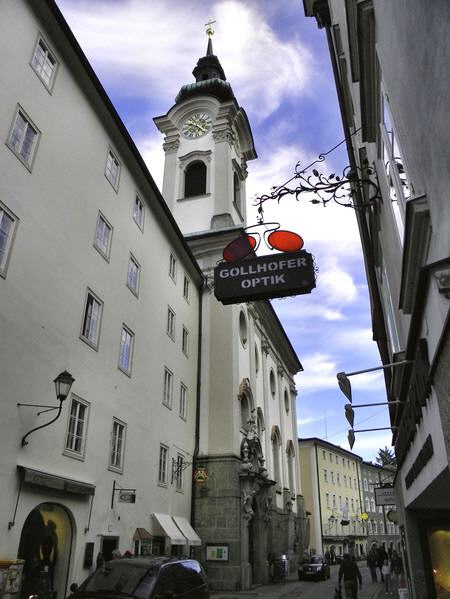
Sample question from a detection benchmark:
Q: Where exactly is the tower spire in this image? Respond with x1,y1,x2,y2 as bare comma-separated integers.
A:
205,18,216,56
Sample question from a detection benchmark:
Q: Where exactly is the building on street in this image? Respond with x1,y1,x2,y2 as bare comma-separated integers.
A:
298,438,367,559
304,0,450,597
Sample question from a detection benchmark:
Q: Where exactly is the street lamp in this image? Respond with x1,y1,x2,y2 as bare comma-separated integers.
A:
19,370,75,447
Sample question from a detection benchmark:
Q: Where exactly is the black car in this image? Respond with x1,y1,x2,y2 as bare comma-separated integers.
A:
68,556,209,599
298,555,330,581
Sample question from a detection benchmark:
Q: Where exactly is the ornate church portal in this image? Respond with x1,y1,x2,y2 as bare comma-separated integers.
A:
18,503,73,599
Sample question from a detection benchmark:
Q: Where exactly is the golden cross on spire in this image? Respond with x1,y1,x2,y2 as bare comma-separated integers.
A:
205,19,216,38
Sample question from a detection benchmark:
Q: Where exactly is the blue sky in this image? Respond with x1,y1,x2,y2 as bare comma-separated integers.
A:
56,0,392,460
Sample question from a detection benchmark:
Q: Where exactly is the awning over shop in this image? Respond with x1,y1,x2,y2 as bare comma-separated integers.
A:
133,528,152,542
153,513,186,545
18,465,95,496
172,516,201,546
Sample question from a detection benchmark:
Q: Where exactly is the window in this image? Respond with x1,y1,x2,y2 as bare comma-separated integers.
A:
287,443,295,493
324,469,328,482
175,454,184,491
127,254,140,295
110,419,126,471
183,275,190,301
269,369,276,397
64,396,89,457
133,196,144,229
344,475,347,487
179,383,187,419
331,471,335,484
7,108,39,168
371,498,376,512
184,161,206,197
239,310,248,347
158,444,169,485
284,389,290,413
364,478,368,491
169,253,176,281
326,493,330,508
271,427,281,486
167,307,175,340
163,368,173,408
118,325,134,374
373,521,378,534
323,450,326,460
233,172,242,214
351,498,354,511
365,497,370,512
336,455,339,464
381,94,411,240
182,326,189,356
81,290,103,348
105,149,120,190
337,473,340,485
0,203,17,277
31,37,57,89
94,212,112,259
349,477,352,489
329,453,333,462
332,494,336,508
380,521,385,534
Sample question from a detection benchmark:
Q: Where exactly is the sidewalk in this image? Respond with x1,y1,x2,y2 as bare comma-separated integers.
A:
210,566,391,599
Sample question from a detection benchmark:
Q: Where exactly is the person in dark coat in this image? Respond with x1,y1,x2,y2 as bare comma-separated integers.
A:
338,553,362,599
377,546,388,582
367,544,378,582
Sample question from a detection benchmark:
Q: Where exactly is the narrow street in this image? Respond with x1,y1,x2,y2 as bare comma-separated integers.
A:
212,565,391,599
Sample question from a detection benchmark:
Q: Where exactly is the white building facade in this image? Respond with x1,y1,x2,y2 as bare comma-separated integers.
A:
0,1,306,596
304,1,450,597
0,2,203,598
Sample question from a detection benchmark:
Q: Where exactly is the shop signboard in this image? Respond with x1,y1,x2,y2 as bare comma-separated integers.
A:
374,485,396,506
214,250,315,305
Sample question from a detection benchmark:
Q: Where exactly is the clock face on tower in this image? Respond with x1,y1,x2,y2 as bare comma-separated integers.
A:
181,112,212,139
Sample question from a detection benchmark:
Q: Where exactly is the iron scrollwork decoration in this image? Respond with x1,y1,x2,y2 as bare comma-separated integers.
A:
254,130,380,222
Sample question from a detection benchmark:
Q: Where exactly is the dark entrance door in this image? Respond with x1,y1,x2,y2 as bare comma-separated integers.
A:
101,537,119,561
18,503,73,599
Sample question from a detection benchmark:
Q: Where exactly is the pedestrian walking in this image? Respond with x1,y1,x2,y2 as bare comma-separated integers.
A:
381,559,392,595
377,546,388,582
338,553,362,599
367,545,378,582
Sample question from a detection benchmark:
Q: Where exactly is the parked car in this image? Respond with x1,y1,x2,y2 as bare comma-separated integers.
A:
298,555,330,581
68,556,209,599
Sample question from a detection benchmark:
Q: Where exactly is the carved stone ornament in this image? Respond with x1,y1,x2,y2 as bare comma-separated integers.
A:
242,488,256,521
261,495,273,525
212,129,233,145
163,138,180,153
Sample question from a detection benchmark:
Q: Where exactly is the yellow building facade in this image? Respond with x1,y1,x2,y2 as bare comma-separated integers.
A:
299,438,367,559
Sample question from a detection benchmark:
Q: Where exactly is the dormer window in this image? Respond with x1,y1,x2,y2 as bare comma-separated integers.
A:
185,161,206,197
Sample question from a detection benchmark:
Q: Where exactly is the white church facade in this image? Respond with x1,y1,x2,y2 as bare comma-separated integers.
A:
0,0,306,594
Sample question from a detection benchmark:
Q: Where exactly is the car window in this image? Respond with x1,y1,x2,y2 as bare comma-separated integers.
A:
311,556,323,564
178,560,205,592
82,562,156,594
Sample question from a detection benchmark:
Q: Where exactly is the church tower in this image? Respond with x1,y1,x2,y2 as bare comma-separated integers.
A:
154,24,305,593
154,22,256,237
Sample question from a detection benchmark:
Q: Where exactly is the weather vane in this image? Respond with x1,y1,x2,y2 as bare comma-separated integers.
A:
205,18,216,38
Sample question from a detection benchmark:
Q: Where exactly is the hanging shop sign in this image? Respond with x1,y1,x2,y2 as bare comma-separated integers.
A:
214,250,316,305
374,485,396,506
119,490,136,503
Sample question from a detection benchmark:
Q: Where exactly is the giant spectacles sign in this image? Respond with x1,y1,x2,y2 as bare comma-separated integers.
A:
214,250,315,305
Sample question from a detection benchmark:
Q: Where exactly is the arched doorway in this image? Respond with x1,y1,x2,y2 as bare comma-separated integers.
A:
18,503,73,599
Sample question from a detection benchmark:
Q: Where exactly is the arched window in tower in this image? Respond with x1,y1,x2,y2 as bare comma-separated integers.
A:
271,426,282,486
286,440,295,494
184,161,206,198
233,172,242,214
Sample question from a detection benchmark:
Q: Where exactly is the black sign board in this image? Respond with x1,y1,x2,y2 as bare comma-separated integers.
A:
214,250,315,305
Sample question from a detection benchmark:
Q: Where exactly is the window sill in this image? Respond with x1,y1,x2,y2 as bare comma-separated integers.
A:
177,193,211,202
63,449,85,462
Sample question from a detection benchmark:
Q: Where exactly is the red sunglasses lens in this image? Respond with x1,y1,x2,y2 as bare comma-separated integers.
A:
223,235,257,261
267,230,304,252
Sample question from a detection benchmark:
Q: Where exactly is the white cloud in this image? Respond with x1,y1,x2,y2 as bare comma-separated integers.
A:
295,352,338,392
57,0,313,120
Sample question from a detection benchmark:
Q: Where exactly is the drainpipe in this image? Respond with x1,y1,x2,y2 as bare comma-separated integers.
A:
190,277,205,529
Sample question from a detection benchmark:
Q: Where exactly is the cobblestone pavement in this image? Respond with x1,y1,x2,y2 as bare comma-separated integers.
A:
211,564,399,599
